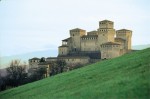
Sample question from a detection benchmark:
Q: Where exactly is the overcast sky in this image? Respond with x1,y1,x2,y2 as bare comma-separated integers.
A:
0,0,150,57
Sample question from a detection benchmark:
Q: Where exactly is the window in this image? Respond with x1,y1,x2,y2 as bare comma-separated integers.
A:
75,48,77,51
73,34,74,36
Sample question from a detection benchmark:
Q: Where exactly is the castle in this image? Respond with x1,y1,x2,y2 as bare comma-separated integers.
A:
29,20,132,69
58,20,132,59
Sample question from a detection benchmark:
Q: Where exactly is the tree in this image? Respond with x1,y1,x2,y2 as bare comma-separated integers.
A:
56,60,66,73
36,67,47,79
6,60,27,87
50,62,58,76
0,76,6,91
39,57,46,63
49,60,66,76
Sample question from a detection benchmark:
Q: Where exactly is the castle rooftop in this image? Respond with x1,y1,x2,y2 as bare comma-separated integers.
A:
100,20,114,23
117,29,132,32
62,37,71,41
70,28,86,31
29,57,40,60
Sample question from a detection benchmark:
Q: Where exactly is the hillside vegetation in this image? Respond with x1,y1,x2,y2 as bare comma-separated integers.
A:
0,48,150,99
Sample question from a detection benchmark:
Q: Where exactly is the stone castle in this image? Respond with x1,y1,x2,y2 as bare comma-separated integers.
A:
58,20,132,59
29,20,132,69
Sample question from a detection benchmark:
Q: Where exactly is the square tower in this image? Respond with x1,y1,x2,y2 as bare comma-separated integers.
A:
97,20,115,46
70,28,86,52
99,20,114,29
116,29,132,50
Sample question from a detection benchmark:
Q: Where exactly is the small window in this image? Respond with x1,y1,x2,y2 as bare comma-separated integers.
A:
75,48,77,51
73,34,74,36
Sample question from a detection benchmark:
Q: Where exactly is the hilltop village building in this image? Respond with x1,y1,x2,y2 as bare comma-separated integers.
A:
29,20,132,71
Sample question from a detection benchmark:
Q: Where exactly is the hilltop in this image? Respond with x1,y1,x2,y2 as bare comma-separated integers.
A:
0,48,150,99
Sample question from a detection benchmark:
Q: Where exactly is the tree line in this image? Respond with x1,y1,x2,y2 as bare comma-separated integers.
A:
0,58,67,92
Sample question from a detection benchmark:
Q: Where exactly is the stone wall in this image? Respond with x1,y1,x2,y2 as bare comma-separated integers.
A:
101,43,121,59
47,56,90,66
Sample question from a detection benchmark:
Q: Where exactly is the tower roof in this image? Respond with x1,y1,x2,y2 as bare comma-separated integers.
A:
117,29,132,32
29,57,40,60
100,20,114,23
62,37,71,41
70,28,86,31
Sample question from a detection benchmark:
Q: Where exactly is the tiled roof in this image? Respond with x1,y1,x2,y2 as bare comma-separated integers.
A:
100,20,113,23
116,29,132,32
62,37,71,41
70,28,86,31
87,30,97,33
29,57,40,60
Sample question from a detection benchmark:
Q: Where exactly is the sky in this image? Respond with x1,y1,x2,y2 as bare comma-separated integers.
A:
0,0,150,57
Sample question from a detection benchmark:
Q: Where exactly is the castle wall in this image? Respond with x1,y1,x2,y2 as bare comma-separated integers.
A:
47,57,90,66
87,31,98,35
101,44,121,59
81,37,98,51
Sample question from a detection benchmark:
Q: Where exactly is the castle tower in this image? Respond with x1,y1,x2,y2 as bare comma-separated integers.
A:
70,28,86,52
97,20,115,46
116,29,132,50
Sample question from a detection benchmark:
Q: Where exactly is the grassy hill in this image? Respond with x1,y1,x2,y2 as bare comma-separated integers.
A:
0,48,150,99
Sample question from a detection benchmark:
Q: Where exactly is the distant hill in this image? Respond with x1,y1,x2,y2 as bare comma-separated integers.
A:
1,44,150,69
0,49,57,69
132,44,150,50
0,48,149,99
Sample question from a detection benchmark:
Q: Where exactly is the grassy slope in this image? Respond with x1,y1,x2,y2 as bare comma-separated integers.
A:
0,48,150,99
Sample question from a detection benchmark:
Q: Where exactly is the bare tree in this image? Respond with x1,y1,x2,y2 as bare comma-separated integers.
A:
6,60,27,87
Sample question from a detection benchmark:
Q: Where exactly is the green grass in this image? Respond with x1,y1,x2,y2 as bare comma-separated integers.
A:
0,48,150,99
